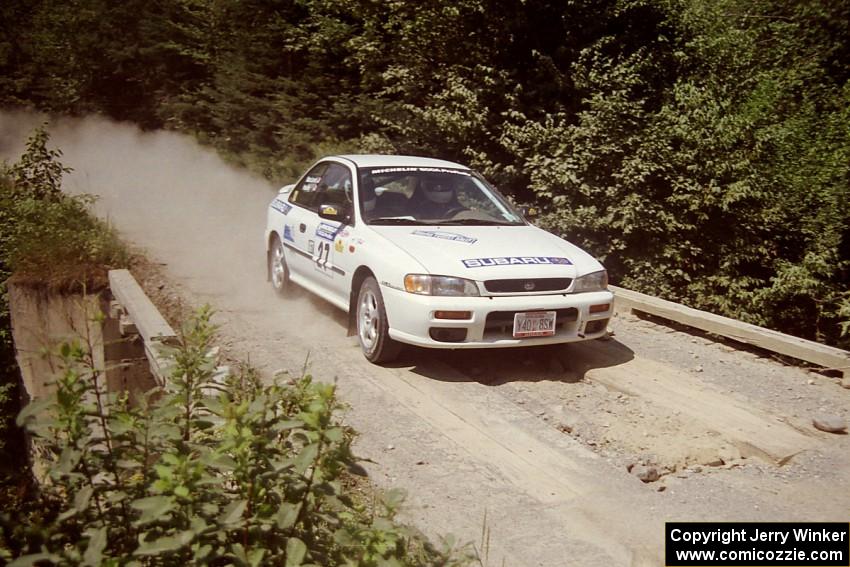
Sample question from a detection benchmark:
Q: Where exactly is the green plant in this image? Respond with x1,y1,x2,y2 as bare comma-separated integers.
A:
5,125,69,201
1,307,473,566
0,125,129,290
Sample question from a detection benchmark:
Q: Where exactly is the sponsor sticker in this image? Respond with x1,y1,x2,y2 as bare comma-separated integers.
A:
334,239,344,253
283,225,295,243
462,256,572,268
371,166,471,176
307,240,315,254
271,199,292,215
412,229,477,244
315,222,338,241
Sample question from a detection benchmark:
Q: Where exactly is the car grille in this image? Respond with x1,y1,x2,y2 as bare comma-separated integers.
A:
483,278,572,294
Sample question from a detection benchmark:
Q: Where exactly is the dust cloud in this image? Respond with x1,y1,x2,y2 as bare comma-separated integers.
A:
0,110,347,346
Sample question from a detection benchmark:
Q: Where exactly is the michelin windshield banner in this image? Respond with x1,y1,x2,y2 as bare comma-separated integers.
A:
666,522,849,566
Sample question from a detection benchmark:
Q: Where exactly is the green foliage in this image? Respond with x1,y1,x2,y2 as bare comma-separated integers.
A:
0,125,129,288
495,0,850,347
157,0,375,181
5,125,68,200
1,308,473,566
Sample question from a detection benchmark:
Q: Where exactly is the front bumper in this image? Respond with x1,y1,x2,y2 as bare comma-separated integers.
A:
381,285,614,349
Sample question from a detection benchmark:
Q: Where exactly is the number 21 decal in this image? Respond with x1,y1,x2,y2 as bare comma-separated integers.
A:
315,240,331,267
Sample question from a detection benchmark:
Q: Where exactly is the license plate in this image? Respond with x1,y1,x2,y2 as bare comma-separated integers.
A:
513,311,557,338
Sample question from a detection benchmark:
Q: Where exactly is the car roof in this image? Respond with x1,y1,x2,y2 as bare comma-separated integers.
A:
334,154,469,170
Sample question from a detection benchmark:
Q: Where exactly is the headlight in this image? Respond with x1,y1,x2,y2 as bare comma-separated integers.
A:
573,270,608,293
404,274,480,296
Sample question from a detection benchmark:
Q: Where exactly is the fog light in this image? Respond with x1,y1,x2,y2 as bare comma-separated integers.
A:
429,328,468,343
434,310,472,320
589,303,610,314
584,318,609,334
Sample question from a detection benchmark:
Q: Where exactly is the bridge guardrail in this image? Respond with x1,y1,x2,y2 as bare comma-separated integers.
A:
611,285,849,381
108,269,178,386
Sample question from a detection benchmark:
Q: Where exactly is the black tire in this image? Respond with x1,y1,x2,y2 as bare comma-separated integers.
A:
269,235,290,295
356,277,402,363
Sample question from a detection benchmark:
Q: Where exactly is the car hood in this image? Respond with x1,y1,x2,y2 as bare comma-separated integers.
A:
368,224,603,279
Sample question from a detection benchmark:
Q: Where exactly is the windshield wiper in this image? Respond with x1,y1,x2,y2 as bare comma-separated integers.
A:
435,219,520,226
368,217,429,225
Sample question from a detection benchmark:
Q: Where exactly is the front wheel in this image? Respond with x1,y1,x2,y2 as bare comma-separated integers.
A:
269,235,290,295
356,277,401,363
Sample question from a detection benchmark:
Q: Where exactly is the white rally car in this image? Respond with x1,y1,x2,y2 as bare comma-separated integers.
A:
265,155,613,363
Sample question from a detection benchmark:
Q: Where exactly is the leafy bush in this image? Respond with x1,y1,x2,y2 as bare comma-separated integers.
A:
0,125,130,291
1,308,472,566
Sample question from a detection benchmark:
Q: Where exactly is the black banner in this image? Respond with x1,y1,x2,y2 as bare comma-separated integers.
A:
666,522,849,566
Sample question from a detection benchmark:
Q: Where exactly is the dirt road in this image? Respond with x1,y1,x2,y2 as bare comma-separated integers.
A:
4,114,849,566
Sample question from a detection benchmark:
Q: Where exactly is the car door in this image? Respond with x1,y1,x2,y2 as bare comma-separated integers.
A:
285,163,327,281
301,162,355,304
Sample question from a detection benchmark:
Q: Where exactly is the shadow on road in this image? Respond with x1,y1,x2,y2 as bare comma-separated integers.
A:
402,338,635,385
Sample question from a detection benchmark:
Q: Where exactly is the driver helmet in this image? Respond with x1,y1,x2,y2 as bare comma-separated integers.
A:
422,175,455,204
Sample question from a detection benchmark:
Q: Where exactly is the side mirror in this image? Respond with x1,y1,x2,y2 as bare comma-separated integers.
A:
519,205,539,219
318,203,350,224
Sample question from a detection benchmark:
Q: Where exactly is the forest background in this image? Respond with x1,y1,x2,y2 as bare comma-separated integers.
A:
1,0,848,349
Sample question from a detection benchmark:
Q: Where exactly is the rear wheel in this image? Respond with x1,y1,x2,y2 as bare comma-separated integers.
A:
356,277,401,363
269,235,290,295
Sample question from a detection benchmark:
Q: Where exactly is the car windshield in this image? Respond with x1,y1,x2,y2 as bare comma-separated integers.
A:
358,167,526,226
